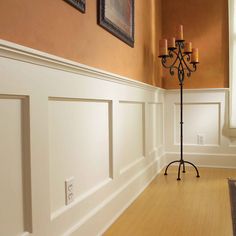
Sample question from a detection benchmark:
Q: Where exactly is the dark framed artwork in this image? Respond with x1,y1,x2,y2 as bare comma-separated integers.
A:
64,0,86,13
98,0,134,47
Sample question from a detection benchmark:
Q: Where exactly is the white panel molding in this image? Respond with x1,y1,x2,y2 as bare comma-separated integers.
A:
228,0,236,129
21,96,33,235
110,99,120,179
147,102,165,145
49,97,114,180
0,95,32,236
166,88,236,137
29,94,51,236
146,102,165,162
49,97,112,216
118,101,146,175
173,102,221,147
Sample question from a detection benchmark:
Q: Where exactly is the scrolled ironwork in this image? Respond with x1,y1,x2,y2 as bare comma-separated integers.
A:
160,41,198,84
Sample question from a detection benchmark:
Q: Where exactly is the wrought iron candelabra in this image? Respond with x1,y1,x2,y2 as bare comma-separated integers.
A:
159,37,200,181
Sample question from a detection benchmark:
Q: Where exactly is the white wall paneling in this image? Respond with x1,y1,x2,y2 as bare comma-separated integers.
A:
49,98,112,217
0,40,165,236
1,39,235,236
165,89,236,168
174,102,220,146
0,95,32,236
228,0,236,130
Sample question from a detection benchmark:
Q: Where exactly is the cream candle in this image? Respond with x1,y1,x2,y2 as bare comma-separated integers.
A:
191,48,199,62
168,37,176,48
176,25,184,41
184,42,192,53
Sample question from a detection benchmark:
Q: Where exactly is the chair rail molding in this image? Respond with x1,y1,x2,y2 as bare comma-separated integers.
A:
0,39,162,92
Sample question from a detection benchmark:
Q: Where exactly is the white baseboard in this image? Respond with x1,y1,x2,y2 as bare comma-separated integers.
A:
165,152,236,169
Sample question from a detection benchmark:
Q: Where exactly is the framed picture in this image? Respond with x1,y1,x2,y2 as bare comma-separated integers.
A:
98,0,134,47
64,0,86,13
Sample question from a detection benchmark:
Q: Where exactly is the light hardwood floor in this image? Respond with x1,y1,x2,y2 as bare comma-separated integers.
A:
104,167,236,236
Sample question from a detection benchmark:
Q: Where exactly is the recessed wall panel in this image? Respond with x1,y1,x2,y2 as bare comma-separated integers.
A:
174,103,220,145
0,97,28,236
49,98,111,214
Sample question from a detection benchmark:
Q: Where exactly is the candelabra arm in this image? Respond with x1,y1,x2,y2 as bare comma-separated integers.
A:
161,57,176,70
182,57,197,73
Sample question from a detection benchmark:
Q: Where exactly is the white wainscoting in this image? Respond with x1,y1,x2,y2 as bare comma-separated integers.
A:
49,98,112,216
165,89,236,168
1,39,235,236
0,40,165,236
0,96,31,236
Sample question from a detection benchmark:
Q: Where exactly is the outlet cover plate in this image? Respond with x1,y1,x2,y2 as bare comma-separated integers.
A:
65,177,74,205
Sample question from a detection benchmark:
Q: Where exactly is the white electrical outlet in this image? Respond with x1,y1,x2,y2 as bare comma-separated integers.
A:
197,134,205,145
65,177,74,205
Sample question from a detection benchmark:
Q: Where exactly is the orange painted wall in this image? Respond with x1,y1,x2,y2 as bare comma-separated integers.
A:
0,0,162,87
0,0,229,89
162,0,229,89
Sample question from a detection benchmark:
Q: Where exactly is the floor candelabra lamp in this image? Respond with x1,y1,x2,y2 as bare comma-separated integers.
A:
159,25,200,180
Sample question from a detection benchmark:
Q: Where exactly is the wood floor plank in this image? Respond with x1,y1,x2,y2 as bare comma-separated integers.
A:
104,167,236,236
